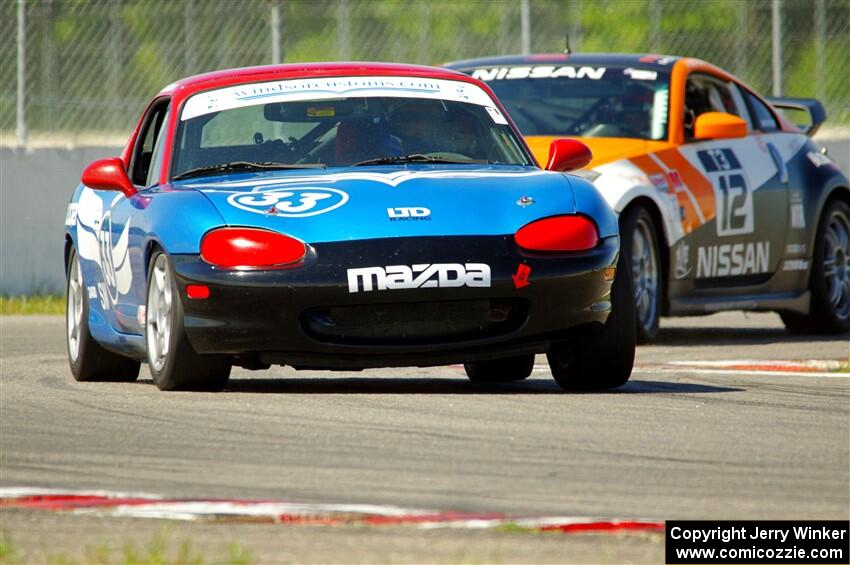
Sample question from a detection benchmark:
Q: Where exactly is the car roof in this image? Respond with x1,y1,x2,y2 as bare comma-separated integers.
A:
135,61,537,185
158,62,475,98
444,53,683,70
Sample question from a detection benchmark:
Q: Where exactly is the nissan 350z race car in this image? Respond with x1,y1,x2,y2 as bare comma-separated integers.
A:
64,62,634,392
447,54,850,341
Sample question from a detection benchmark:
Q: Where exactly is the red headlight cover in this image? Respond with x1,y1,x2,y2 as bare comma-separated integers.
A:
200,228,306,268
515,215,599,252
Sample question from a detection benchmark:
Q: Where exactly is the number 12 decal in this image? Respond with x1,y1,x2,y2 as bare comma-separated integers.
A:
698,148,754,237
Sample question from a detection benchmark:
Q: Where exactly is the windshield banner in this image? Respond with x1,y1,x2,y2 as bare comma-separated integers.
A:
182,76,497,121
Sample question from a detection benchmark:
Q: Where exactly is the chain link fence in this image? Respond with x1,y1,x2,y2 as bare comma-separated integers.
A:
1,0,848,147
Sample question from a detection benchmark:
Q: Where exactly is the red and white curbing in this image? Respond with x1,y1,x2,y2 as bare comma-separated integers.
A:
642,359,849,378
520,359,849,378
0,487,663,534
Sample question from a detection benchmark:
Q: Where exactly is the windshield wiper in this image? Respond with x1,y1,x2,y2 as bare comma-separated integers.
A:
354,154,487,166
173,161,326,181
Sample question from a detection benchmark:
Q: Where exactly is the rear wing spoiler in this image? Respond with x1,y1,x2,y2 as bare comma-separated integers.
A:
765,96,826,137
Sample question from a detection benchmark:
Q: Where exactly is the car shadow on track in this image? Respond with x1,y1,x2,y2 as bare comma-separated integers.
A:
219,377,741,395
653,326,849,347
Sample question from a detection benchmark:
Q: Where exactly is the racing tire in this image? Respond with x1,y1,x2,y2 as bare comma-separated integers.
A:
464,354,534,383
145,251,231,391
619,205,662,343
66,248,140,382
781,198,850,335
547,250,636,391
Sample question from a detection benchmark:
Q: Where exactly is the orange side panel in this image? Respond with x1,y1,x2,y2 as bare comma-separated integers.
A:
629,154,666,180
629,154,701,235
654,148,716,224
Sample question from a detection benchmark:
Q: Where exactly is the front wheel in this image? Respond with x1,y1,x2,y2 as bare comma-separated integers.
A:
66,248,140,382
547,250,636,391
619,206,662,343
145,252,231,391
782,198,850,334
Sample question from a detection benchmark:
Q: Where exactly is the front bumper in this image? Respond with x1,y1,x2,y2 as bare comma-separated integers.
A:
172,235,619,369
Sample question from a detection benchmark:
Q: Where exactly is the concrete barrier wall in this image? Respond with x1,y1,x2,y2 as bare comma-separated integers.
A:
1,140,848,295
1,147,123,295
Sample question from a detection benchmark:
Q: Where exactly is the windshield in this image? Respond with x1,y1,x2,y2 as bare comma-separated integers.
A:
172,76,533,179
466,66,671,140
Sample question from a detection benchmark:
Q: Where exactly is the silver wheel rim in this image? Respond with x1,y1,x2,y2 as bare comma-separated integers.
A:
146,255,173,372
66,254,84,363
631,218,659,332
823,208,850,321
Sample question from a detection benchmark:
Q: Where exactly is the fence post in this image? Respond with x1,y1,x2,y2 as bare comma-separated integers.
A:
419,2,431,64
184,0,195,75
270,0,282,64
735,1,748,78
110,1,122,133
337,0,350,60
498,2,511,55
771,0,782,96
814,0,825,101
520,0,530,55
42,0,55,131
649,0,661,53
16,0,27,148
568,0,582,52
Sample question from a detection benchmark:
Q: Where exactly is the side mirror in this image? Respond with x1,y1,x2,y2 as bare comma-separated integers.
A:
545,139,593,172
693,112,747,140
81,158,136,198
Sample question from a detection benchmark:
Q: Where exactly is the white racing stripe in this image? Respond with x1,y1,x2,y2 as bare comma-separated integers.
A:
189,169,548,191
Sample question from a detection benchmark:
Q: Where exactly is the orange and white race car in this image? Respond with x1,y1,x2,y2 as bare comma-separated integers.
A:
447,53,850,341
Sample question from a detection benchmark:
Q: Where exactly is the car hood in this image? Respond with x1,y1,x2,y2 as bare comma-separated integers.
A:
179,165,577,244
525,136,674,169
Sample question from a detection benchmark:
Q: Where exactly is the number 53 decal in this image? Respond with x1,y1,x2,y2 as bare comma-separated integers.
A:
227,187,349,217
698,148,754,237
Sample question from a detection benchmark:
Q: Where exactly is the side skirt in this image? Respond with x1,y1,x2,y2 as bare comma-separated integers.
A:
667,290,810,317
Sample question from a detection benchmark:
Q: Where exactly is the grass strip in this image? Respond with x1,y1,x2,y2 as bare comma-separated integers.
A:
0,295,65,315
0,528,252,565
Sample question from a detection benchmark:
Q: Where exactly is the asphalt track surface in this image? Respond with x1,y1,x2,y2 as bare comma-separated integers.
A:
1,312,848,562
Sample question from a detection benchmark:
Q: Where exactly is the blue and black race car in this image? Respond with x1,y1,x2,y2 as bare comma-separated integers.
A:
64,62,634,391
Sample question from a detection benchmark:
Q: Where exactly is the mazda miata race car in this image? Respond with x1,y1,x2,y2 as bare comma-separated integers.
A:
447,54,850,341
64,63,634,391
